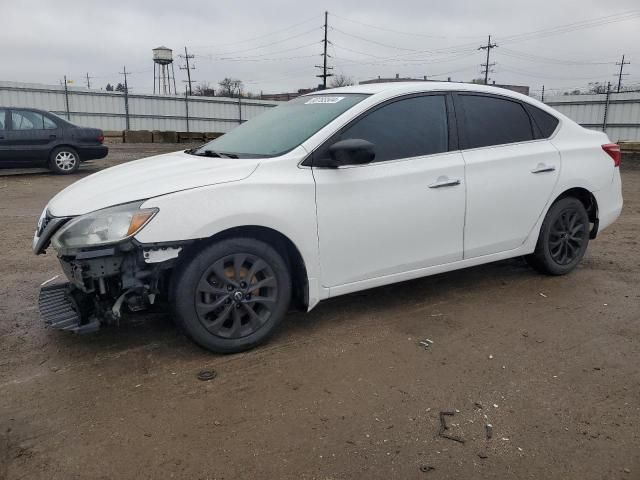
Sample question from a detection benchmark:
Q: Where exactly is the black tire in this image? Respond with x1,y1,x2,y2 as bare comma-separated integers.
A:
526,197,590,275
49,146,80,174
171,238,292,353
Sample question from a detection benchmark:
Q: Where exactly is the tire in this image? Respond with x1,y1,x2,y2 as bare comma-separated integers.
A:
171,238,292,353
49,146,80,174
526,197,590,275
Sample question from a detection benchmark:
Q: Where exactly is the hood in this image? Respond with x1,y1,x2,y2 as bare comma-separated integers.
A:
47,150,260,217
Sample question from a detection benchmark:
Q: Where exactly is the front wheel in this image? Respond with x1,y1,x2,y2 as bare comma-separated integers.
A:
526,197,590,275
49,147,80,174
171,238,292,353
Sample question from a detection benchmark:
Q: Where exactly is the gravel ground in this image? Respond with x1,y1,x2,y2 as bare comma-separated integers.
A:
0,144,639,479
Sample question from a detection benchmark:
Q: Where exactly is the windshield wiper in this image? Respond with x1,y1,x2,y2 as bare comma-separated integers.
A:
189,149,239,159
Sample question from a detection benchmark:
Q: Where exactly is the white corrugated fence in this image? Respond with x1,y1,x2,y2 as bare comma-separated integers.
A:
544,90,640,142
0,81,281,133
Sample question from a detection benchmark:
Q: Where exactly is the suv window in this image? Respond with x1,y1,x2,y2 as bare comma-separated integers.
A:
11,110,49,130
0,109,6,130
335,95,448,162
526,104,559,138
459,95,534,149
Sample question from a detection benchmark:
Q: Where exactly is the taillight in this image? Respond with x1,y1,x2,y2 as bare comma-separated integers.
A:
602,143,621,167
97,134,104,144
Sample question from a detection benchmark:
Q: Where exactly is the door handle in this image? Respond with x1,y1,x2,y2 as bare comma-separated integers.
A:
531,163,556,174
49,134,57,139
428,176,461,188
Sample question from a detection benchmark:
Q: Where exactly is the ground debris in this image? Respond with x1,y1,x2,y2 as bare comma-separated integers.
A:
438,411,465,444
197,369,217,381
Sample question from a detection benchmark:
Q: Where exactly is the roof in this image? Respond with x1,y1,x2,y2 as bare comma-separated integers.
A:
314,81,532,102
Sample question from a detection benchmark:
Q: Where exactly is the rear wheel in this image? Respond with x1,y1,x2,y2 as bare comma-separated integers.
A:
49,147,79,174
171,238,292,353
526,197,590,275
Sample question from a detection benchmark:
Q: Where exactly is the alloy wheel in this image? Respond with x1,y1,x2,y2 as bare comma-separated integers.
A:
548,207,587,265
194,253,278,339
55,151,77,171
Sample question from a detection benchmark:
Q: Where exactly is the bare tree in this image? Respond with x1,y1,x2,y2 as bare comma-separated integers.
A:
218,78,244,98
193,82,216,97
330,74,354,88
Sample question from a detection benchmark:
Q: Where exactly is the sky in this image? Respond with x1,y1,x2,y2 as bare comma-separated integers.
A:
1,0,639,97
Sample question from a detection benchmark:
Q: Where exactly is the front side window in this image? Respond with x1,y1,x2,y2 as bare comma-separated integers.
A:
0,109,6,130
193,94,369,158
333,95,449,163
11,110,46,130
459,95,534,149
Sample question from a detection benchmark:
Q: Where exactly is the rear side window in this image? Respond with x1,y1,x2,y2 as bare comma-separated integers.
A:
526,105,559,138
11,110,47,130
459,95,534,149
0,109,6,130
43,115,58,129
337,95,448,162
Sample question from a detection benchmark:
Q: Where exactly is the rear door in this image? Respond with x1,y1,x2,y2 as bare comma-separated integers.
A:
5,109,61,164
454,93,560,258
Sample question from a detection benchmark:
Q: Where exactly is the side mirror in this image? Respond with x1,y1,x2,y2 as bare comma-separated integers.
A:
315,139,375,168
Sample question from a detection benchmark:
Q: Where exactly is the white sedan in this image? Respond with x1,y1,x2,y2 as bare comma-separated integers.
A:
34,82,623,353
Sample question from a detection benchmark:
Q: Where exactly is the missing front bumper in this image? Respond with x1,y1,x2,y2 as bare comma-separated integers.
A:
38,282,100,334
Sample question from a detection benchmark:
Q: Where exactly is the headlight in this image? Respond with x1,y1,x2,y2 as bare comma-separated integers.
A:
51,202,158,250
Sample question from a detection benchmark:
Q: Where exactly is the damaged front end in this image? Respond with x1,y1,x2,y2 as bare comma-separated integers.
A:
33,203,185,333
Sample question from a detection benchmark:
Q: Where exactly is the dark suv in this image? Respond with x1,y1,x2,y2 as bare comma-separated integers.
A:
0,107,107,174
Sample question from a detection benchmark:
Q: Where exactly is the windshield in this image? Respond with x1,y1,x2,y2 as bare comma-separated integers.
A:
192,93,369,158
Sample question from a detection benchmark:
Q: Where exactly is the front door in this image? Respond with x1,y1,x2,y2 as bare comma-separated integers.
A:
312,94,466,290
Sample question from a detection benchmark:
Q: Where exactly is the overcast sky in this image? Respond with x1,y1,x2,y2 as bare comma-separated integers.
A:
1,0,639,96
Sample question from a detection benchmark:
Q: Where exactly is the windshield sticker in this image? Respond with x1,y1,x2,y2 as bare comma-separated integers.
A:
305,96,345,104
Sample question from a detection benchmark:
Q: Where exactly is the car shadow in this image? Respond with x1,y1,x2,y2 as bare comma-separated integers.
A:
46,257,535,360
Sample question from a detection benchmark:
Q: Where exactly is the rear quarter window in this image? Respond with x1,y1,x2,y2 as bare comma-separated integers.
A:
526,105,560,138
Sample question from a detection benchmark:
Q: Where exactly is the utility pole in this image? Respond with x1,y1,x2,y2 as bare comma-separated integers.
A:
315,11,333,89
179,47,196,96
63,75,71,120
615,54,630,93
602,81,612,131
120,66,130,131
479,34,498,85
85,73,92,89
541,85,545,102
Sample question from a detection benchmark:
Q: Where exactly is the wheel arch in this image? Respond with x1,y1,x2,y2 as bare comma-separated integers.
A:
182,225,311,311
552,187,599,238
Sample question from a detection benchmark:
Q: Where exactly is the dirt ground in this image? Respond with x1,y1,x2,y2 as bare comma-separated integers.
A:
1,144,639,480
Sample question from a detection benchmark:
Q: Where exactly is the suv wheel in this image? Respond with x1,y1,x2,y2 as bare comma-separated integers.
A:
171,238,292,353
526,197,590,275
49,147,80,174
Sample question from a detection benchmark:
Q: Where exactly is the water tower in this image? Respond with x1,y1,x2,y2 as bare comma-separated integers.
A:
153,46,177,95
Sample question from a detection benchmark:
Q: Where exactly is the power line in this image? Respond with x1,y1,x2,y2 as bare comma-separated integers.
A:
191,27,321,57
479,35,497,84
615,54,631,92
187,14,321,48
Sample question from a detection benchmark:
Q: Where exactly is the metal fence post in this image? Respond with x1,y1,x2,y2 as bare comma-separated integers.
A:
63,76,70,120
238,95,242,124
602,81,611,132
185,87,190,133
